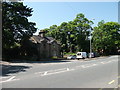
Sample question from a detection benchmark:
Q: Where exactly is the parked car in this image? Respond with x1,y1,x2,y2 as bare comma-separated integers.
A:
67,55,76,59
89,52,94,58
93,52,100,57
76,52,87,60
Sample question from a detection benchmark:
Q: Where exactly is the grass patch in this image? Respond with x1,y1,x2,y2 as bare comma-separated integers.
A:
64,52,76,55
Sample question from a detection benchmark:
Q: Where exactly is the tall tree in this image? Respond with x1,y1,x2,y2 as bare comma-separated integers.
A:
43,13,93,53
92,21,120,55
73,13,93,52
2,2,37,49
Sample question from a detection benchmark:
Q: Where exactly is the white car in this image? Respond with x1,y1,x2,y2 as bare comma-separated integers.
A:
89,53,94,58
76,52,87,60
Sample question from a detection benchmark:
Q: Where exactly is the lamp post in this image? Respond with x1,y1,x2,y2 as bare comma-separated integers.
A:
68,32,71,52
89,19,95,58
90,27,92,58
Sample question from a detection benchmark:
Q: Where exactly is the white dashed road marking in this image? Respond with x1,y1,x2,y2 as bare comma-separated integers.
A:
67,68,70,71
44,72,47,75
101,62,105,64
0,76,19,83
35,63,99,76
108,80,115,85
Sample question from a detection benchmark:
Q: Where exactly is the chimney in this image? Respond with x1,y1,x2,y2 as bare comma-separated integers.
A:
39,30,45,37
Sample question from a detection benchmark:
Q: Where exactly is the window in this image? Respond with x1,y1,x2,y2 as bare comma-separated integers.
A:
77,53,81,55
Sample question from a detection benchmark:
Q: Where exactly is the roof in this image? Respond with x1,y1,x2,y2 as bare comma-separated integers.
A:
30,35,60,45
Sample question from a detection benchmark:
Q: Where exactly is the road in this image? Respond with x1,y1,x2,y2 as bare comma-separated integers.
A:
1,55,120,88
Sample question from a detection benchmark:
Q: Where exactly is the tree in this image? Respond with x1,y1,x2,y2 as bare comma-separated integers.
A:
73,13,93,52
92,21,120,55
2,2,37,59
2,2,37,49
43,13,93,53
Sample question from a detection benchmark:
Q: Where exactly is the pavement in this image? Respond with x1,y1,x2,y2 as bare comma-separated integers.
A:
0,55,120,88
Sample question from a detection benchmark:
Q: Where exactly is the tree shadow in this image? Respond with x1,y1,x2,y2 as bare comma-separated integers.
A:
4,58,72,64
1,64,31,76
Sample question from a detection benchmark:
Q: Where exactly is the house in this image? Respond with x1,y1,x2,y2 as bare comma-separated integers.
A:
25,30,61,60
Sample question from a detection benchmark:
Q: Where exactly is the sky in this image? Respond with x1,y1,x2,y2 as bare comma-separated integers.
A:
23,1,118,35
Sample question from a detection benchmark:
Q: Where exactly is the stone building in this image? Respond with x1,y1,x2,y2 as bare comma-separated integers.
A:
27,30,61,59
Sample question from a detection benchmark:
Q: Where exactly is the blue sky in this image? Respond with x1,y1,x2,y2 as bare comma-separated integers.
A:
23,2,118,35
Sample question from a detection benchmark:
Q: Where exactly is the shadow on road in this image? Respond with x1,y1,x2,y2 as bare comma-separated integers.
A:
1,64,31,76
29,59,72,64
1,59,72,76
4,58,72,64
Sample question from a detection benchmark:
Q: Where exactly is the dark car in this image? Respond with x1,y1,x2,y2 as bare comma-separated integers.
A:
93,52,100,57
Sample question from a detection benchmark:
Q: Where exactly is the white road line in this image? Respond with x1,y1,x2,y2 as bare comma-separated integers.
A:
44,72,47,75
81,64,97,68
35,68,67,75
100,60,117,65
70,68,75,70
34,62,105,77
107,61,113,63
0,77,10,79
35,61,110,76
6,76,15,81
0,76,18,83
48,68,67,73
67,68,70,71
101,62,105,64
92,64,97,66
84,65,91,68
108,80,115,84
35,72,44,74
41,69,68,76
35,68,75,76
81,65,85,68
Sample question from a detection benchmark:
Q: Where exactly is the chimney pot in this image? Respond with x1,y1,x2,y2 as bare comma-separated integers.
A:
39,30,45,37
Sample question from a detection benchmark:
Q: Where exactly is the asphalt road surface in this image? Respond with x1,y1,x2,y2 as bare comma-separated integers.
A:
1,55,120,88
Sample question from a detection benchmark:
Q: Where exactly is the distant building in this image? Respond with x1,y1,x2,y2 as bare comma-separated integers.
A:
24,30,61,60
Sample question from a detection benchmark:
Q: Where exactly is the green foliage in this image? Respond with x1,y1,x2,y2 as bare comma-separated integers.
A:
2,2,37,59
2,2,37,49
43,13,92,53
92,21,120,55
64,52,76,55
